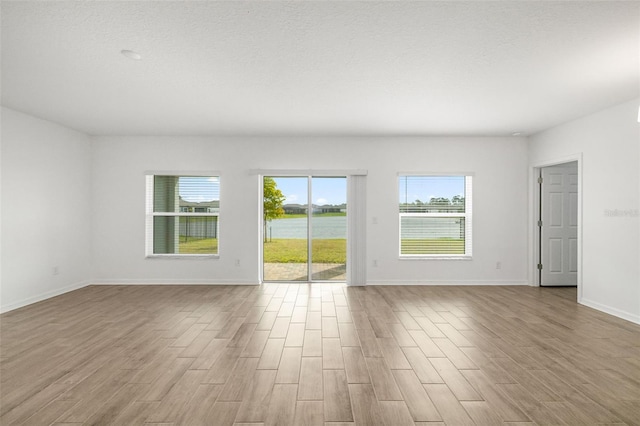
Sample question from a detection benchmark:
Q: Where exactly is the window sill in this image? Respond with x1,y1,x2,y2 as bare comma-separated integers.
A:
399,255,472,260
146,254,220,260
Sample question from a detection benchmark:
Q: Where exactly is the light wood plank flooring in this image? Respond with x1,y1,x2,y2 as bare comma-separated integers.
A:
1,284,639,425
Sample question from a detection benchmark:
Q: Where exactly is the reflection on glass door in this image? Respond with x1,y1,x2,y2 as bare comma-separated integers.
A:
263,177,308,281
311,177,347,281
262,176,347,282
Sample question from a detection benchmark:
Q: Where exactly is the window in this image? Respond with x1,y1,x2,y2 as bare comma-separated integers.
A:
399,175,472,257
146,175,220,256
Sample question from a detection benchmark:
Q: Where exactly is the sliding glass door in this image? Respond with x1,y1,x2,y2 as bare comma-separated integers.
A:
311,177,347,280
263,177,309,281
263,176,347,282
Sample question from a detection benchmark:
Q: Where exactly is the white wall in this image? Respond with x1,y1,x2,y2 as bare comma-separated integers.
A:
1,107,93,312
91,136,529,286
4,100,636,325
529,98,640,323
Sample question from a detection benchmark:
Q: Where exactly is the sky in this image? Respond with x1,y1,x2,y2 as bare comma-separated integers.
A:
177,175,464,205
175,176,346,205
272,177,347,206
274,176,465,206
178,176,220,202
399,176,465,204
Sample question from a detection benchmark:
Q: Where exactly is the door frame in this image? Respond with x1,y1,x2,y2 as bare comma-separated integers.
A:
529,154,583,301
256,170,367,284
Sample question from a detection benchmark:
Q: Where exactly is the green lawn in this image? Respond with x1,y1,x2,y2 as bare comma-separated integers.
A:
179,237,218,254
401,239,464,255
180,237,461,257
264,239,346,263
178,237,345,261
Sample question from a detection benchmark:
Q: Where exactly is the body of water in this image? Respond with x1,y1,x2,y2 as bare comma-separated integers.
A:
266,216,463,239
266,216,346,239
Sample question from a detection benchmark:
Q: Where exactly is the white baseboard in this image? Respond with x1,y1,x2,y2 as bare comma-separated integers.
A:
0,280,91,314
579,297,640,325
366,280,529,286
91,279,258,286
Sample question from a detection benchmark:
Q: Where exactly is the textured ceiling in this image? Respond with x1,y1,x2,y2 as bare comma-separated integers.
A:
1,1,638,136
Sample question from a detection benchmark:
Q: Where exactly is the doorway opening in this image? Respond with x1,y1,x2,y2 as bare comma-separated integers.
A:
262,176,347,282
536,161,579,287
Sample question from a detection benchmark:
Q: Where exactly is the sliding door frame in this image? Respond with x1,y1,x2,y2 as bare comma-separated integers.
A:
255,169,367,285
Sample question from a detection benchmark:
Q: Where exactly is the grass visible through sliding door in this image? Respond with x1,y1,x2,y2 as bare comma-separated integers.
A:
263,239,346,263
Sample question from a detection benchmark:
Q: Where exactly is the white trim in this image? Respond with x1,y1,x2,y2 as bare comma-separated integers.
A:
250,169,367,176
307,177,313,281
258,176,265,283
579,298,640,325
397,171,476,177
0,280,91,313
92,279,257,285
366,280,529,286
145,254,220,260
151,213,219,217
399,256,472,260
529,154,583,302
531,154,583,169
144,170,222,177
400,212,466,218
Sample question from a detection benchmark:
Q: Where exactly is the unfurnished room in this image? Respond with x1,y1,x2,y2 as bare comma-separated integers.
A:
1,1,639,425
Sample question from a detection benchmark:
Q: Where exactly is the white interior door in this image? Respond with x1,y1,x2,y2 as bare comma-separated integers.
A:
540,162,578,286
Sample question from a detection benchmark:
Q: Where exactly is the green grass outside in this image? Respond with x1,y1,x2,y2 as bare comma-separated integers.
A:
179,237,218,254
179,236,462,257
401,239,464,255
264,238,346,263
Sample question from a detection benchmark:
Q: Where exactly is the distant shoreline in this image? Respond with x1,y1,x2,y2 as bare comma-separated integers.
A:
277,212,346,219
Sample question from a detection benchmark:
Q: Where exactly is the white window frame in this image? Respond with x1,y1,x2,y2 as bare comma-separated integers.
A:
145,173,220,259
398,174,473,259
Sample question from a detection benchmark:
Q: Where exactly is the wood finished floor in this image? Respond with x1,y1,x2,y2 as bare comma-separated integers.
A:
1,284,639,425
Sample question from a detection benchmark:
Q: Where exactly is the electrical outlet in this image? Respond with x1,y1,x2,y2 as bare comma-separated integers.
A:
373,260,378,267
235,259,241,267
53,266,59,275
496,261,502,270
